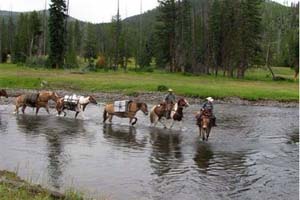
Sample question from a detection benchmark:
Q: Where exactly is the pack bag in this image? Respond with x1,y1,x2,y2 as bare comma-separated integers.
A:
114,100,130,113
63,94,79,111
25,93,39,107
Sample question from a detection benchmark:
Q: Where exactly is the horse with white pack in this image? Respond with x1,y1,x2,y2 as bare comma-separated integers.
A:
56,94,97,118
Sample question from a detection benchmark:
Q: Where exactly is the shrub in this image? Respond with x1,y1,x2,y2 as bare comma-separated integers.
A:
157,85,168,92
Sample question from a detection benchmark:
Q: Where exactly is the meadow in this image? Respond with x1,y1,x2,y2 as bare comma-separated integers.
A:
0,64,298,101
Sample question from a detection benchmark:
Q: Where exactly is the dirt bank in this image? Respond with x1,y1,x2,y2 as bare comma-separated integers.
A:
0,88,298,108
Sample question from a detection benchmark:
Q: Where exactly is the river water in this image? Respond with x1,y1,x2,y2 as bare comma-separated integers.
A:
0,103,298,200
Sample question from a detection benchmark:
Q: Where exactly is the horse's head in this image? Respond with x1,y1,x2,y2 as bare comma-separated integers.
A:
138,102,148,116
178,98,189,108
48,91,60,103
88,96,98,104
0,89,8,98
201,116,210,130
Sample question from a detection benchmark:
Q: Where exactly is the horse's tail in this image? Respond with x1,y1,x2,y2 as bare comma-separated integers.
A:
103,108,108,123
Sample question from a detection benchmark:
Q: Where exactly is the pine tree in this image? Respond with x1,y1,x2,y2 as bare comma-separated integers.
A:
237,0,262,78
48,0,67,68
84,23,97,61
73,20,82,56
65,22,78,68
28,11,42,58
155,0,177,72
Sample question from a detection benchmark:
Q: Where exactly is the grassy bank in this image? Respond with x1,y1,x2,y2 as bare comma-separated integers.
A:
0,170,83,200
0,64,298,101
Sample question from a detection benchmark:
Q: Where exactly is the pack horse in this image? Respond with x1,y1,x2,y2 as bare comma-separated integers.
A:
14,91,59,115
56,94,98,118
103,100,149,126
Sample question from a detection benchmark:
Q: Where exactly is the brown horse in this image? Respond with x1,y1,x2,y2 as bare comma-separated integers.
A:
150,102,168,128
56,95,98,118
0,89,8,98
103,101,148,126
14,91,59,115
196,109,212,141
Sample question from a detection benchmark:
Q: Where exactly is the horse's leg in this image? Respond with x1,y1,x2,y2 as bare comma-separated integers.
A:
21,105,26,114
206,128,211,141
36,106,40,115
202,128,206,141
75,111,79,119
45,105,50,115
63,108,67,117
108,114,113,123
169,120,175,129
199,127,201,139
158,117,166,128
131,117,138,126
15,105,20,114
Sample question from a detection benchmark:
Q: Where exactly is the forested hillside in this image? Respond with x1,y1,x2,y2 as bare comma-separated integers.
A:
0,0,298,78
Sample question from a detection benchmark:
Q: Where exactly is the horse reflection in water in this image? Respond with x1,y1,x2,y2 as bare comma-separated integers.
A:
193,143,214,170
15,115,87,189
103,124,147,149
149,128,183,176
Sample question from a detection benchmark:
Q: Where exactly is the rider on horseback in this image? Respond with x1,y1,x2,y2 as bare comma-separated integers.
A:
164,88,176,119
201,97,217,126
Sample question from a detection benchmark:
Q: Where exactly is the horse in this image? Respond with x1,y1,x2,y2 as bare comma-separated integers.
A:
150,98,189,129
103,101,148,126
169,98,189,129
14,91,59,115
56,95,97,118
0,89,8,98
150,102,168,128
196,109,212,141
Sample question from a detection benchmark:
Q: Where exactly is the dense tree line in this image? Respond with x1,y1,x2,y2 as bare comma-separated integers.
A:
0,0,298,78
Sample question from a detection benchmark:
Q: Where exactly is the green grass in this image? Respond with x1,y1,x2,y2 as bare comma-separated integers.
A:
0,64,298,101
0,170,83,200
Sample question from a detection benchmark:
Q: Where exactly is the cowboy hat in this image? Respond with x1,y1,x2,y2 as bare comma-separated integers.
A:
168,88,173,92
206,97,214,102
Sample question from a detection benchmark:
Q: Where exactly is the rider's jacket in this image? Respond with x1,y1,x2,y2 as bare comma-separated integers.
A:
202,101,213,112
165,94,176,104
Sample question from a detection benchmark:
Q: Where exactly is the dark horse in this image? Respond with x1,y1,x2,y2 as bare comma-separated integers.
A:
103,101,148,126
196,109,212,141
0,89,8,98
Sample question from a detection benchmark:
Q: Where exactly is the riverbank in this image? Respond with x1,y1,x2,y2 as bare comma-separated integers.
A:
0,64,298,101
0,170,83,200
0,88,298,108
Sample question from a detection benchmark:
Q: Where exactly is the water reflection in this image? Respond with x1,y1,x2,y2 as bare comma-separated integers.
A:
0,115,8,132
149,128,183,176
102,124,147,149
193,143,213,170
15,115,89,189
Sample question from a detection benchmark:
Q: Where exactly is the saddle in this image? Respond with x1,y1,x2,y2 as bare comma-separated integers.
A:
24,93,39,107
114,100,130,113
63,95,79,111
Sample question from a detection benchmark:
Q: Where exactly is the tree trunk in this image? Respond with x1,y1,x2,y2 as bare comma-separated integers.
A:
265,43,276,80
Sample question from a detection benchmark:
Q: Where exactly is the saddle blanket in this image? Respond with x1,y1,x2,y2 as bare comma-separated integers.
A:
25,93,39,107
114,100,129,112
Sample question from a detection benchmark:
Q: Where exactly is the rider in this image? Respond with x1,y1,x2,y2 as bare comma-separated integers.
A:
201,97,217,126
164,88,176,119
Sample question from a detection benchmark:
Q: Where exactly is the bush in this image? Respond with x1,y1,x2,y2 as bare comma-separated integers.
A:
157,85,168,92
25,56,48,68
